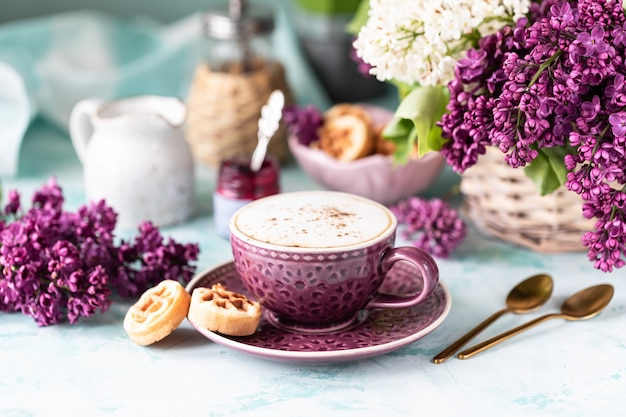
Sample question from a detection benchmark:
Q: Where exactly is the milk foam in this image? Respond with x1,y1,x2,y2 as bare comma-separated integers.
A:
232,192,394,248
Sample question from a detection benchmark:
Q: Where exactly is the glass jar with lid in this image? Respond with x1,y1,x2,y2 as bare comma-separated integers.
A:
213,154,280,239
186,0,292,168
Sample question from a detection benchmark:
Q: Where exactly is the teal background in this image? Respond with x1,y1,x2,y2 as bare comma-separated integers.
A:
0,0,245,23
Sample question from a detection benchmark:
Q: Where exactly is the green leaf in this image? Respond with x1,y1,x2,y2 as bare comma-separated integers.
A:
295,0,362,15
523,148,569,195
422,122,447,157
346,0,370,35
382,118,417,164
382,117,413,139
383,85,450,163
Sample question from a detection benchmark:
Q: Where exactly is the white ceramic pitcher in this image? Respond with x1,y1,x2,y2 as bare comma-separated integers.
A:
69,95,195,229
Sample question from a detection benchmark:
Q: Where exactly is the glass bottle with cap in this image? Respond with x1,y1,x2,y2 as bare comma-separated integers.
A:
203,0,273,73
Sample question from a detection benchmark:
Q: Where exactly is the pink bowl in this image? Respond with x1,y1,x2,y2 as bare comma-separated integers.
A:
288,105,445,206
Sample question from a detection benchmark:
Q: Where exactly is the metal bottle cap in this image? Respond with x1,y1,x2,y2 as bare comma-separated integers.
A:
203,0,275,40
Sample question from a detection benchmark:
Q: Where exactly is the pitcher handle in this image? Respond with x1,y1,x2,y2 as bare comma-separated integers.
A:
367,246,439,309
69,98,102,164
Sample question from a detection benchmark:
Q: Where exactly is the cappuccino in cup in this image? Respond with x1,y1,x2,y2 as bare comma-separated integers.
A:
232,191,394,249
230,191,439,334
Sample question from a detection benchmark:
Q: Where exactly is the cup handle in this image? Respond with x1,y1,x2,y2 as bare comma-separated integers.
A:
367,246,439,309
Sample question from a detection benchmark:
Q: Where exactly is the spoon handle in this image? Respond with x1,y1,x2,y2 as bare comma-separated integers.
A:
457,313,562,360
250,90,284,172
433,308,509,364
250,136,269,172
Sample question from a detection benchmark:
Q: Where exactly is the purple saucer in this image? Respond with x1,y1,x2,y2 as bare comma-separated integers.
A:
185,261,451,364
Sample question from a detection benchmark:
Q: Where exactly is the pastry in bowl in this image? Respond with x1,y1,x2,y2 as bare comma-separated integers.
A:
287,104,445,206
317,104,375,161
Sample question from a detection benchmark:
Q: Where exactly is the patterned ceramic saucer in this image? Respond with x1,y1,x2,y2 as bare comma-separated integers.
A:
185,261,451,364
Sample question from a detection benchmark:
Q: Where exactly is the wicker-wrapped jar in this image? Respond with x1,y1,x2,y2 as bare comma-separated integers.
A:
185,1,293,167
460,147,595,253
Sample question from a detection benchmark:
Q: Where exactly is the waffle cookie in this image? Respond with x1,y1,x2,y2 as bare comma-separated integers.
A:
188,283,262,336
123,280,191,346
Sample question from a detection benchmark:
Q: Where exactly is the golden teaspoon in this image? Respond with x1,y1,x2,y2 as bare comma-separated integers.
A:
458,284,615,360
432,273,554,364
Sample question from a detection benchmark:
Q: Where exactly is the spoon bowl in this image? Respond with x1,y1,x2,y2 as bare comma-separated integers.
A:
458,284,614,359
561,284,614,319
433,273,554,364
506,273,554,313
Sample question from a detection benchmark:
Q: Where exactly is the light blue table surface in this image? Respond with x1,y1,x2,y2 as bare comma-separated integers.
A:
1,115,625,417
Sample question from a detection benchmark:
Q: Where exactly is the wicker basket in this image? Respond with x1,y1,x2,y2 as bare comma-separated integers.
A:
185,61,293,167
460,147,595,253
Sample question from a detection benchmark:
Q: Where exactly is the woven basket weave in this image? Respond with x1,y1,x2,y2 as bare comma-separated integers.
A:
460,147,595,253
185,61,293,167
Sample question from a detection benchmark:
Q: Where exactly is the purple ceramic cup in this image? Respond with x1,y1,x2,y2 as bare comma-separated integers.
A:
229,191,439,334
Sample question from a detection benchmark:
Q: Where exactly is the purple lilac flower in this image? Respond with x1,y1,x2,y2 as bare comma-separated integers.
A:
612,22,626,46
350,40,375,78
439,0,626,272
0,178,200,325
390,197,467,258
4,190,20,216
283,104,324,146
111,221,199,298
608,112,626,136
575,26,608,57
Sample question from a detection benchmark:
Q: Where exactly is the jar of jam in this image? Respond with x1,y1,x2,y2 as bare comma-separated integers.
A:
213,155,280,239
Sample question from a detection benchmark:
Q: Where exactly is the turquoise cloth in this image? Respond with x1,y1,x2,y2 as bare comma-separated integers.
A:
0,2,330,177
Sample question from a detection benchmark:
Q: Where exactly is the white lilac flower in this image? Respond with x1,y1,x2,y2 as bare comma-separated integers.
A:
353,0,531,86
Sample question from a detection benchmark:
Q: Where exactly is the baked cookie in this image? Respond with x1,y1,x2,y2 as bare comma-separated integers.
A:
123,279,191,346
318,104,375,161
374,124,396,156
188,283,262,336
